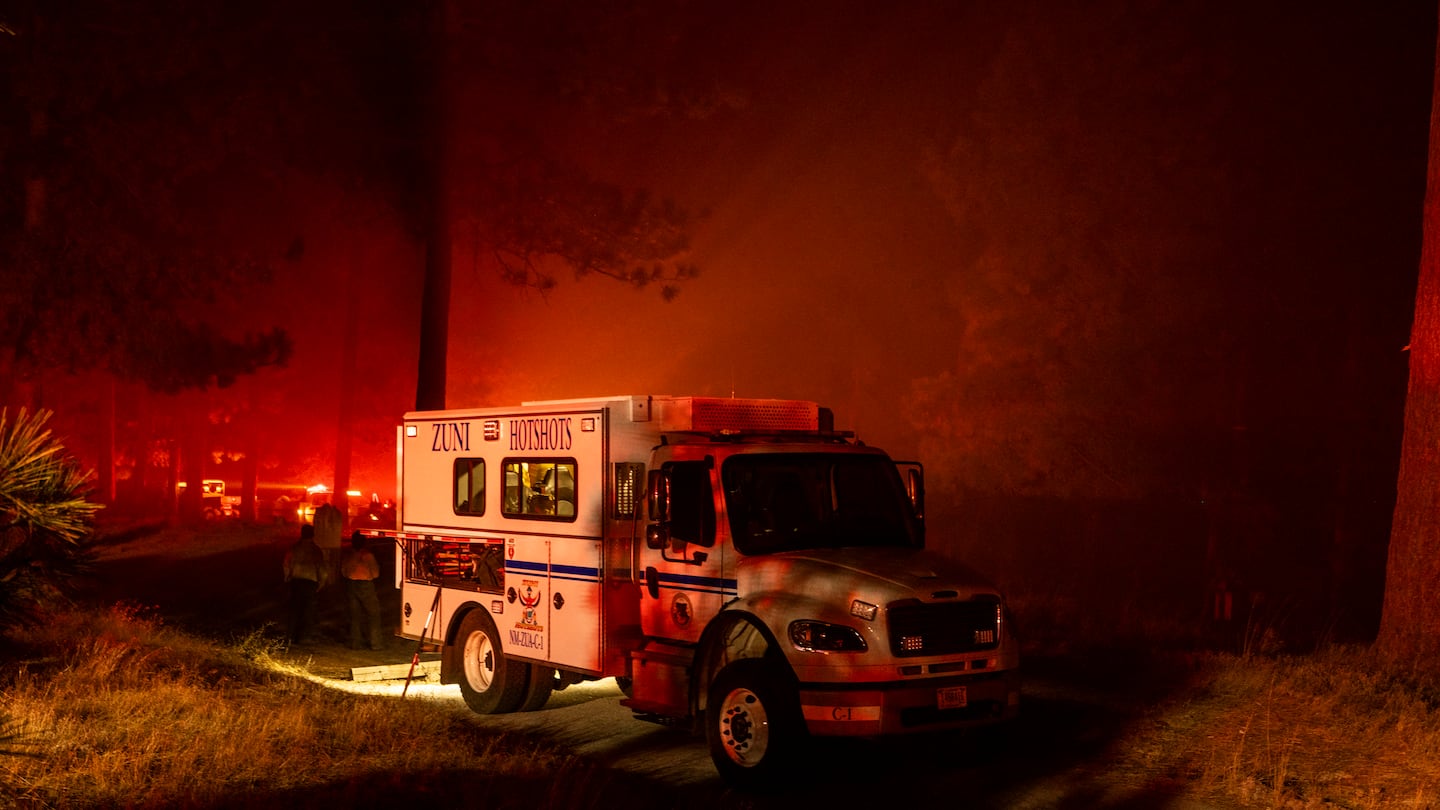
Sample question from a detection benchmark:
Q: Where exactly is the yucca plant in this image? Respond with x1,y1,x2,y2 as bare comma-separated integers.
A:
0,408,102,626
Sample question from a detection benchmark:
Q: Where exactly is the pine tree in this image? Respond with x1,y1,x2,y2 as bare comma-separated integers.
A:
0,408,101,625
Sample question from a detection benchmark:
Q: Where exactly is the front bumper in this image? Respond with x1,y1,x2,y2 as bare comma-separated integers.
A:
798,669,1020,736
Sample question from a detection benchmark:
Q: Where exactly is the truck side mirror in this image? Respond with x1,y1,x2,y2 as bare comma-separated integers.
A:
646,470,671,549
908,468,925,521
896,462,925,522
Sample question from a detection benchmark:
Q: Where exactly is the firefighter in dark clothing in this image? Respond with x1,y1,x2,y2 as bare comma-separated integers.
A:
283,524,327,645
341,530,384,650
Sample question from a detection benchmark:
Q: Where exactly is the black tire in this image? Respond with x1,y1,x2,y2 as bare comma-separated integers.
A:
706,658,805,790
614,675,634,698
519,664,555,712
455,609,528,714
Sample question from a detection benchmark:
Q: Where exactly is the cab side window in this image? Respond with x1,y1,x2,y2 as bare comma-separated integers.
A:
667,460,715,547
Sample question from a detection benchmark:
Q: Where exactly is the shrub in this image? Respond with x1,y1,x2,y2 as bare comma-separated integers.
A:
0,407,102,626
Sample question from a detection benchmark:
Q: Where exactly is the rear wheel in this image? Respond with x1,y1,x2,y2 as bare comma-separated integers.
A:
456,609,528,714
614,675,634,698
519,665,555,711
706,658,805,790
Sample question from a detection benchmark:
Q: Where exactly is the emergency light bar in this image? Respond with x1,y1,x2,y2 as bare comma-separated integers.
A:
655,397,819,433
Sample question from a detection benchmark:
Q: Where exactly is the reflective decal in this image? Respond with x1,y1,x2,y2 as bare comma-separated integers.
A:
517,580,543,629
670,593,692,626
511,579,545,653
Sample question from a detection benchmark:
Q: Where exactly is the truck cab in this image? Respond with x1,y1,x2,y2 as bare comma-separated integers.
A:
631,430,1018,786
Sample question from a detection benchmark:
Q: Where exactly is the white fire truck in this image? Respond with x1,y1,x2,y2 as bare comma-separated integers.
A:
376,395,1019,787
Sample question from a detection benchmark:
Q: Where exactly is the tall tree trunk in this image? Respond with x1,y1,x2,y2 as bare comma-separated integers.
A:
240,377,259,522
1376,13,1440,668
164,438,179,518
414,194,451,411
98,373,116,505
4,103,49,414
178,397,207,524
333,256,361,521
24,108,46,232
413,0,456,412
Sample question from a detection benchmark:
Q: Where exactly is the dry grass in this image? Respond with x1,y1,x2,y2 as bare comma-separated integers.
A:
1110,645,1440,808
0,602,658,809
1008,583,1440,807
6,528,1439,809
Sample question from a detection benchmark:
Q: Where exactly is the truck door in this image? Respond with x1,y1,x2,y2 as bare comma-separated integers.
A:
638,458,730,644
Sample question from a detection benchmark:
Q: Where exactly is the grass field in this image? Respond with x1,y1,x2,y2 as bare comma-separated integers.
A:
0,602,676,809
1108,646,1438,808
1,521,1437,808
6,603,1437,808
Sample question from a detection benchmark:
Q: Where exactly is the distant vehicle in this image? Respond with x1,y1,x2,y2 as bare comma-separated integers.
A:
295,484,334,525
296,484,394,528
178,479,240,520
360,494,397,529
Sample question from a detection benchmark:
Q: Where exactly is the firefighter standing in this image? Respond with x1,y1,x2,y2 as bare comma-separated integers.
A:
341,530,384,650
282,525,327,645
312,501,344,585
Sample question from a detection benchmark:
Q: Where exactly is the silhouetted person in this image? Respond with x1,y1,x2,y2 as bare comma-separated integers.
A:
271,493,292,524
313,501,344,584
341,530,384,650
283,524,327,645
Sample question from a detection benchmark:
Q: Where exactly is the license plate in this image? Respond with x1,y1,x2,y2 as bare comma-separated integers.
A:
937,685,968,710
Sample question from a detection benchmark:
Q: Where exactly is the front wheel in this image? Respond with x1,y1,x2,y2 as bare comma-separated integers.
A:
456,609,528,714
706,658,805,790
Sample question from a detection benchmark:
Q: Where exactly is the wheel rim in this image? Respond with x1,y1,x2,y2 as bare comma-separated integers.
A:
717,686,770,767
463,630,496,692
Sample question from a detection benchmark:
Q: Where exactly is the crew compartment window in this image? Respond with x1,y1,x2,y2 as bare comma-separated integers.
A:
502,459,577,520
454,458,485,516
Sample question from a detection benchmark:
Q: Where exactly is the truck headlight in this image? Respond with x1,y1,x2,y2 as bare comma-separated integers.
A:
789,620,868,653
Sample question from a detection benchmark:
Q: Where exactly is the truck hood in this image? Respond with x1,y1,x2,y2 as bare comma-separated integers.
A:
736,546,1002,603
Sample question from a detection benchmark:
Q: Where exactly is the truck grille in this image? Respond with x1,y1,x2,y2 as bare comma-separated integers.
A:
887,597,1001,658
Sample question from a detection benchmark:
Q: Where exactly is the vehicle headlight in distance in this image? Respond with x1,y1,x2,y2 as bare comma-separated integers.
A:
789,620,868,653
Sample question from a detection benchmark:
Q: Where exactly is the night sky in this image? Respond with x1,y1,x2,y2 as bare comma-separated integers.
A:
3,1,1436,638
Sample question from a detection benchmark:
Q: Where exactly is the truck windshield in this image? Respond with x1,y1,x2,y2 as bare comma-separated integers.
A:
721,453,920,555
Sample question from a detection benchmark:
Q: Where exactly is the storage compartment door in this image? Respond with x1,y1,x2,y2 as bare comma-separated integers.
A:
546,538,602,672
502,537,550,663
